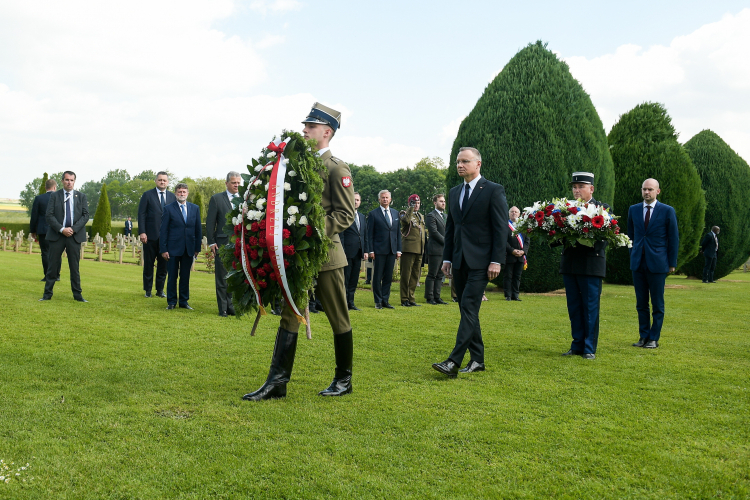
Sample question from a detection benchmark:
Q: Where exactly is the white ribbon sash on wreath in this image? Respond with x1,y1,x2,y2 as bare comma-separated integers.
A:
266,139,306,325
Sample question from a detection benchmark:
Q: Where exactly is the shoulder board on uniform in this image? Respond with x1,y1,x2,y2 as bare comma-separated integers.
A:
330,156,341,164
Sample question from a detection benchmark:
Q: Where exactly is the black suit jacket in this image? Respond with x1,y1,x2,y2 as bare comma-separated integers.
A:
425,209,446,256
443,177,509,270
558,198,608,277
366,207,401,255
206,192,234,247
30,191,53,235
701,231,718,258
341,211,367,259
45,189,89,243
506,223,530,264
138,188,176,240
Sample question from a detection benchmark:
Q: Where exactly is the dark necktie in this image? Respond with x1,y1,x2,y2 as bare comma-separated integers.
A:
385,209,391,227
645,205,651,230
160,191,165,209
65,194,72,228
461,184,471,213
181,204,187,223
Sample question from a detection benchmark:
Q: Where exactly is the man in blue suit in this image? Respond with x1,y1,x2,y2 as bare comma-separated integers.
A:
341,192,367,311
700,226,720,283
366,189,401,309
160,183,202,310
627,178,679,349
30,178,60,281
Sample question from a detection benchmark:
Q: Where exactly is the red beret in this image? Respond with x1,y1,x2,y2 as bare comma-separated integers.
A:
408,194,420,204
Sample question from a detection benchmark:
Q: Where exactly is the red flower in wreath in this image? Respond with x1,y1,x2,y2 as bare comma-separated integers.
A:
550,230,556,235
581,215,591,223
248,236,258,246
256,268,266,277
569,206,579,215
305,225,313,237
583,227,590,233
251,222,260,232
249,249,259,260
611,219,618,225
269,272,277,281
534,211,545,222
284,259,290,268
263,263,272,273
258,280,267,289
591,215,605,229
282,229,291,239
283,245,295,256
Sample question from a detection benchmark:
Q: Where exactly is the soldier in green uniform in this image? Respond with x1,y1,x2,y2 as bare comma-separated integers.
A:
399,194,426,307
243,103,356,401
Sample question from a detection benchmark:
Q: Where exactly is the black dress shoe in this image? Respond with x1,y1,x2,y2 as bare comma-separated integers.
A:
512,297,522,301
702,280,708,283
432,360,459,378
219,312,228,317
644,341,659,349
375,304,383,309
632,338,647,347
179,304,194,310
382,303,394,309
348,304,361,311
505,297,511,301
459,360,485,373
364,281,371,285
156,291,167,298
426,299,438,305
74,297,88,303
562,349,583,356
401,301,412,307
166,304,176,310
40,278,46,282
227,310,236,316
435,298,449,305
582,353,596,360
145,292,152,298
39,297,51,301
408,302,421,307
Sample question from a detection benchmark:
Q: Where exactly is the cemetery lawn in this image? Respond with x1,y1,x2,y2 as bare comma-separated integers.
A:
1,252,748,499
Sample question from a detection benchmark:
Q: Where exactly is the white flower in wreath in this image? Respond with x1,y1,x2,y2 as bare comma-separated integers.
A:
248,210,263,221
232,216,240,226
287,205,299,215
255,165,264,172
287,215,297,225
256,198,266,210
567,213,581,227
252,178,262,187
248,193,256,202
265,183,269,191
284,182,291,191
299,192,307,201
268,151,276,158
299,215,308,225
288,170,297,177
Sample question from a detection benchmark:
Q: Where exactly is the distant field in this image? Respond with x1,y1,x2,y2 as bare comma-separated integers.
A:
0,202,25,212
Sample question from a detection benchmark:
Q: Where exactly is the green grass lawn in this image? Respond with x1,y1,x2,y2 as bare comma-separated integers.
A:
1,251,748,499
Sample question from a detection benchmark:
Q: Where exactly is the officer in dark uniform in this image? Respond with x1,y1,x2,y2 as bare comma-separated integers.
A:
559,172,608,360
244,103,356,401
399,194,425,306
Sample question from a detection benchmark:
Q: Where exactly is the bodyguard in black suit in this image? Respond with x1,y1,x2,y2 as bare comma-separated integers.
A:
424,194,447,305
124,217,133,236
30,178,60,281
137,171,176,298
366,190,402,309
341,192,367,311
504,206,529,301
433,147,508,377
559,172,608,360
206,172,241,316
40,171,90,302
700,226,720,283
160,183,202,310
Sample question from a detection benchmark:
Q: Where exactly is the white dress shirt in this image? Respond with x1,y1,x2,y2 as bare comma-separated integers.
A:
61,190,75,232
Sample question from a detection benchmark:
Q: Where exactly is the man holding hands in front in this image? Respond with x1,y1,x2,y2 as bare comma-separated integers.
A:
433,147,508,377
206,172,241,317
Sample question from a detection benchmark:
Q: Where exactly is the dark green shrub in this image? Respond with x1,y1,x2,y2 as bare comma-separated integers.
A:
192,191,205,222
606,102,705,284
680,130,750,279
90,183,112,238
38,173,49,195
447,41,615,293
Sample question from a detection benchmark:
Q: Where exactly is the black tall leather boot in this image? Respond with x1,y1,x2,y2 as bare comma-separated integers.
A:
318,330,353,396
243,327,298,401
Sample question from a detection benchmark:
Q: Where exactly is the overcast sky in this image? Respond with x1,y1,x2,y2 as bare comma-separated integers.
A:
1,1,748,199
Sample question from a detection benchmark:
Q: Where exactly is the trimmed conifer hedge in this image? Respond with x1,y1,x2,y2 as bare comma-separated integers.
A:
606,102,705,284
447,41,615,293
680,130,750,279
91,183,112,238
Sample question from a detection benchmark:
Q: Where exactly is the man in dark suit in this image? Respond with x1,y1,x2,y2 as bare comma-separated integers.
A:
504,206,529,301
206,171,241,317
424,193,447,305
137,171,176,298
124,217,133,236
700,226,720,283
39,171,90,302
559,172,608,360
30,178,60,281
160,183,202,310
433,147,508,377
340,192,367,311
628,178,679,349
366,189,402,309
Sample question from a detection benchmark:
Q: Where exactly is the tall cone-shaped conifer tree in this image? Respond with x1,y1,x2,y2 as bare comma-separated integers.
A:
192,191,205,222
38,173,49,195
680,130,750,279
606,102,705,284
91,182,112,238
447,41,614,293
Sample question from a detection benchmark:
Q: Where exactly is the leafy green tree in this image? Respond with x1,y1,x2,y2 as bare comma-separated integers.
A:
606,102,705,284
680,130,750,279
349,164,383,213
134,170,158,181
192,191,206,222
447,41,615,292
38,173,49,195
20,172,65,214
91,183,112,238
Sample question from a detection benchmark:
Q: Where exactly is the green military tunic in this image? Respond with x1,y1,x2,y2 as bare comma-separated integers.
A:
281,149,355,334
399,205,426,303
